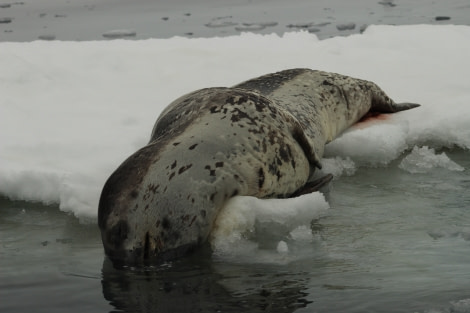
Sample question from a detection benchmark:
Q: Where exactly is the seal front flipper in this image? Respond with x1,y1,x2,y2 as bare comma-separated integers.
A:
290,174,334,197
289,116,323,170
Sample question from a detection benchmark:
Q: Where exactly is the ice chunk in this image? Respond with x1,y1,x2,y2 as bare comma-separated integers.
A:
320,156,356,178
276,241,289,254
325,120,409,167
211,193,329,261
102,29,136,39
399,146,465,174
450,299,470,313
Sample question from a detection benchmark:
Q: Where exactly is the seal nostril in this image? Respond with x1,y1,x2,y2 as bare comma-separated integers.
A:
143,232,150,260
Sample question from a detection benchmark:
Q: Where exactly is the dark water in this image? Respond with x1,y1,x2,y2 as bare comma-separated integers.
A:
1,0,469,41
1,148,469,313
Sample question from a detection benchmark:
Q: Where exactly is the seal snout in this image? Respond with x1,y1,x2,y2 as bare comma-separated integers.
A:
107,220,129,246
102,222,154,266
100,219,133,265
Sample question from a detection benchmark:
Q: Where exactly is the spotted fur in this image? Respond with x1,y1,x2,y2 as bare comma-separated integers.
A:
98,69,419,265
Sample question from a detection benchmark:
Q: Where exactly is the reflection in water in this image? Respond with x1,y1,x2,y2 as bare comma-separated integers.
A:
101,253,311,313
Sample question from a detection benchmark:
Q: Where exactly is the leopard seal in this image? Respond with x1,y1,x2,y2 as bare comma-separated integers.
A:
98,68,420,265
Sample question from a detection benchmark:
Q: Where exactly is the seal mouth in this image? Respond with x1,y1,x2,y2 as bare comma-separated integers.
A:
105,238,201,268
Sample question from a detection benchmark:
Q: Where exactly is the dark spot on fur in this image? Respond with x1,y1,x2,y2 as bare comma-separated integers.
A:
130,190,138,198
169,172,175,180
322,80,335,87
189,143,198,150
258,168,265,189
225,95,247,106
215,161,224,168
234,68,307,94
189,215,197,227
162,217,170,230
178,164,193,174
205,165,216,176
279,144,291,163
200,210,206,217
268,163,277,176
230,107,257,125
173,142,180,146
148,184,159,193
171,160,177,169
210,193,216,201
232,189,239,197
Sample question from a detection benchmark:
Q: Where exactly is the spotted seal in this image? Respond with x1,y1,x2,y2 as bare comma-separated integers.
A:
98,68,419,265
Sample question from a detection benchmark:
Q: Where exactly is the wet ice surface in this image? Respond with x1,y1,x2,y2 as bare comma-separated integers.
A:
1,0,469,41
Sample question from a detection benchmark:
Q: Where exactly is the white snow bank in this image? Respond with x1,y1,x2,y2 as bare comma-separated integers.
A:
1,25,470,220
211,192,329,263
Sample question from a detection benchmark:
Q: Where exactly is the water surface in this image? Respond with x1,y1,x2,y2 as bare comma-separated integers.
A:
2,148,468,313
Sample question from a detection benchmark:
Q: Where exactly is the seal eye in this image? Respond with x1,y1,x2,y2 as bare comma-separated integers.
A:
162,217,171,229
258,168,265,189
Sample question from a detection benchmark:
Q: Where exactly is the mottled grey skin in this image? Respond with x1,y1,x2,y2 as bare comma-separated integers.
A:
98,69,419,265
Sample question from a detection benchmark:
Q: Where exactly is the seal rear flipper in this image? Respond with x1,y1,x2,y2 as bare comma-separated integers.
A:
393,102,421,112
372,99,421,113
380,102,421,113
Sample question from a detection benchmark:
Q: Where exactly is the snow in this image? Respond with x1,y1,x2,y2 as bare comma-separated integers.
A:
211,192,329,262
1,25,469,225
